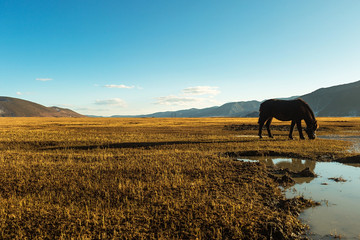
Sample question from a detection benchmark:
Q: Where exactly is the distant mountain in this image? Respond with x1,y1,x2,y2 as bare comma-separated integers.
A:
112,80,360,118
112,100,261,118
300,80,360,116
0,97,84,117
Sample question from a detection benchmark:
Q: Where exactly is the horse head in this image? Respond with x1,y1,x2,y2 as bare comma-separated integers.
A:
305,120,318,139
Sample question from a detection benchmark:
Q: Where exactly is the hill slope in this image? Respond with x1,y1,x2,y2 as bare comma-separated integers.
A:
112,100,261,118
300,80,360,116
0,97,84,117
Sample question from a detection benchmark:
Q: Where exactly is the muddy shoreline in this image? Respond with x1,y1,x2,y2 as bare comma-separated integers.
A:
223,122,360,238
224,150,337,162
235,152,360,239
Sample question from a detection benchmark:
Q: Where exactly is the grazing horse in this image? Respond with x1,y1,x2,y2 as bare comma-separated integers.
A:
258,99,318,139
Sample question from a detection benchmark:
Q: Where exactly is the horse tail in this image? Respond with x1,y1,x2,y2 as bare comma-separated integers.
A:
258,102,265,123
258,100,272,123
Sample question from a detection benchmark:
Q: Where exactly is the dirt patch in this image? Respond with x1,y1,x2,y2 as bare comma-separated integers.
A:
268,167,316,187
336,154,360,164
278,196,319,216
271,167,316,178
269,172,296,186
328,177,347,182
262,197,319,239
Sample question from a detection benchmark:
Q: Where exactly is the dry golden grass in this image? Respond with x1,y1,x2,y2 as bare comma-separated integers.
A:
0,117,357,239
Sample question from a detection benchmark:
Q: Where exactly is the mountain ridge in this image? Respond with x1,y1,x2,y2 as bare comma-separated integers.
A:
0,96,84,117
113,100,261,118
300,80,360,116
112,80,360,118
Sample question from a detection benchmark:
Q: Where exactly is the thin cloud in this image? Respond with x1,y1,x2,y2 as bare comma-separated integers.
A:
56,104,75,108
155,86,220,106
95,98,127,107
155,95,205,106
16,91,33,96
36,78,53,81
104,84,134,89
182,86,220,96
75,107,110,112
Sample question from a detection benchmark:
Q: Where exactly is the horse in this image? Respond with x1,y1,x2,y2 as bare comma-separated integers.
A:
258,99,318,139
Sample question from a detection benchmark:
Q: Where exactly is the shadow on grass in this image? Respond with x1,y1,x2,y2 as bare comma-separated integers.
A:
42,140,255,151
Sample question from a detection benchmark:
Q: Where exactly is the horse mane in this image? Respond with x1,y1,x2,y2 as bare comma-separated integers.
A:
298,98,316,121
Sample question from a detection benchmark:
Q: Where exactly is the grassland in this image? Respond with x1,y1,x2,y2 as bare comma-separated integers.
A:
0,117,358,239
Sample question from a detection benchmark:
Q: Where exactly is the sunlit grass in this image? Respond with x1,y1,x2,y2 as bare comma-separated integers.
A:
0,117,356,239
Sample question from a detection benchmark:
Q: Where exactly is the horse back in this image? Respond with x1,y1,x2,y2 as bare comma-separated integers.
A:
259,99,310,121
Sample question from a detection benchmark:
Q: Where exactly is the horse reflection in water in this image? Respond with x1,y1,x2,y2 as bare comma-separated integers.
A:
264,158,317,184
258,99,318,140
264,158,315,171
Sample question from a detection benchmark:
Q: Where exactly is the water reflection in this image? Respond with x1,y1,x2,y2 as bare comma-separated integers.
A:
239,157,317,184
265,158,315,172
238,157,360,239
239,157,315,171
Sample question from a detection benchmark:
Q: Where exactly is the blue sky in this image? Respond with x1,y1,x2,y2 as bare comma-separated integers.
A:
1,0,360,116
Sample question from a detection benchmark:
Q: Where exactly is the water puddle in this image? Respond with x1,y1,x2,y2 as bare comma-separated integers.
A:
238,157,360,239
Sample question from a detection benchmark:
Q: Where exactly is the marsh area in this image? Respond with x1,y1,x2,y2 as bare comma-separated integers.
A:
0,117,359,239
238,157,360,239
320,134,360,153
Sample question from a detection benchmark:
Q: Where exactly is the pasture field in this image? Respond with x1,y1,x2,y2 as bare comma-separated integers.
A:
0,117,358,239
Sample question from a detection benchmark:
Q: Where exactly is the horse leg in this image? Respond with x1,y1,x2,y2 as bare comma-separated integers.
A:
265,117,273,138
258,117,266,139
289,121,295,139
296,120,305,140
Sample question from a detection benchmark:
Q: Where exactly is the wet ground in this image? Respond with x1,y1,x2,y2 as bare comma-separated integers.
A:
238,157,360,240
319,134,360,153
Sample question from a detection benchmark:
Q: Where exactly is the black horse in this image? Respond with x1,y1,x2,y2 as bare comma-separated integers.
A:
258,99,318,139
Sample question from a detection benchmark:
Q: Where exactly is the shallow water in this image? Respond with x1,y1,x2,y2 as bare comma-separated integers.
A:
238,157,360,239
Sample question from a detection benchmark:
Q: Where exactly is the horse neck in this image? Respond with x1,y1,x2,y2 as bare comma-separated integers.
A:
301,101,316,126
303,111,315,126
304,117,313,127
